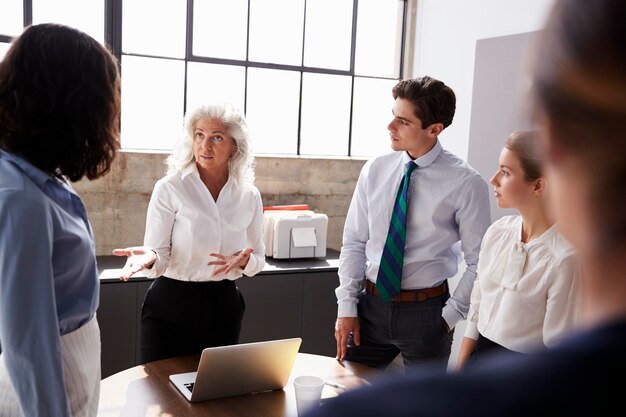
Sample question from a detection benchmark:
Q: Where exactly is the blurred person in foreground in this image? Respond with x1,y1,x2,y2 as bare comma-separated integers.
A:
0,24,120,417
305,0,626,415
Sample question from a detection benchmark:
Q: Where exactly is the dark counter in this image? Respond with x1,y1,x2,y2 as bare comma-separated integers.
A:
97,250,341,378
97,249,340,280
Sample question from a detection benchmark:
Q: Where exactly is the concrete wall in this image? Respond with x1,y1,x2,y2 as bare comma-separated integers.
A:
72,152,366,256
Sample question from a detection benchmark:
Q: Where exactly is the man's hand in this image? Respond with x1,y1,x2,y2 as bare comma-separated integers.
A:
335,317,360,361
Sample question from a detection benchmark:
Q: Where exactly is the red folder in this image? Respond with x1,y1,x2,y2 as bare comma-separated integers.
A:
263,204,309,212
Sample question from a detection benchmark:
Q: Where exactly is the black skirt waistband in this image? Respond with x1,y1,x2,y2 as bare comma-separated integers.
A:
158,276,236,288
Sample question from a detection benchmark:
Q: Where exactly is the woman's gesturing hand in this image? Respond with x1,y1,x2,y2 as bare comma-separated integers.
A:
112,246,157,281
208,248,254,275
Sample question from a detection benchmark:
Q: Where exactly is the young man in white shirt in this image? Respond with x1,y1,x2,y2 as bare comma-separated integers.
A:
334,76,491,371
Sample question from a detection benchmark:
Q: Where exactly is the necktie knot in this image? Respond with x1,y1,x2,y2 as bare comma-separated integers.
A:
405,161,417,176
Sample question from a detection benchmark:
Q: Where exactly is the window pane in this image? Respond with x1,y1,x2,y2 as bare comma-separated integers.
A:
123,0,186,58
33,0,104,45
303,0,352,70
121,56,185,150
351,77,398,157
0,43,12,60
355,0,403,77
300,73,351,156
186,62,245,113
246,68,300,155
193,0,247,60
0,0,23,36
248,0,304,66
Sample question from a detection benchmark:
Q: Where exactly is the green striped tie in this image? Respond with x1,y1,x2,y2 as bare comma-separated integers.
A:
376,161,417,301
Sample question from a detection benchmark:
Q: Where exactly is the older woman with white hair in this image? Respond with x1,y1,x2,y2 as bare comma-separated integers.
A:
113,103,265,363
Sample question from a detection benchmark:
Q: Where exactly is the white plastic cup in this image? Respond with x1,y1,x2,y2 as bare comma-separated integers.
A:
294,375,324,416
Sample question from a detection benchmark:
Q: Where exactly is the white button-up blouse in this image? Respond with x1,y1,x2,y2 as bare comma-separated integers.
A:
464,215,581,352
143,163,265,281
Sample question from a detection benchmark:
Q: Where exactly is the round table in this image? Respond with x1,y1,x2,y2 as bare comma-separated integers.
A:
97,352,379,417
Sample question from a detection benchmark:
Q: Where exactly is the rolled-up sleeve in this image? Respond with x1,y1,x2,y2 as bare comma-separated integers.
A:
143,180,176,278
443,174,491,329
242,188,266,277
336,164,370,318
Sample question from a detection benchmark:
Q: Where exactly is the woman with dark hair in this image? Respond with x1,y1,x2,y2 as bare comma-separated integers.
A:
0,24,120,417
456,130,580,369
304,1,626,416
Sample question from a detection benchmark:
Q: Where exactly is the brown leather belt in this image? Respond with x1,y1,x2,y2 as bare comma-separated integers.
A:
365,279,448,303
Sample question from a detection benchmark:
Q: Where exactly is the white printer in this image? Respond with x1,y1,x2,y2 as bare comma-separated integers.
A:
262,206,328,259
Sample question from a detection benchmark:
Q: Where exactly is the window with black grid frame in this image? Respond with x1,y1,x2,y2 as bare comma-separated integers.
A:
0,0,410,158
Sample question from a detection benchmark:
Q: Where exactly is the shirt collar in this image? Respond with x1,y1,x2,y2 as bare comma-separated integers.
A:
180,161,234,188
515,216,559,248
180,162,197,180
401,139,442,168
0,148,62,190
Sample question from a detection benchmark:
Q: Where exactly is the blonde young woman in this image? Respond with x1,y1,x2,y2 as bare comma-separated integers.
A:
456,130,580,369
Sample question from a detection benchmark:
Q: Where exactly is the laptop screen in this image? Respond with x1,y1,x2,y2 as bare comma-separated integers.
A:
169,337,303,402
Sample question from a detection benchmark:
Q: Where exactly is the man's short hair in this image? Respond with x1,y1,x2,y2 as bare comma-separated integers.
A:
392,76,456,129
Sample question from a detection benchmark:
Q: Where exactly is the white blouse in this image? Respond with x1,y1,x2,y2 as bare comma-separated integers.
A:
143,163,265,281
464,215,581,352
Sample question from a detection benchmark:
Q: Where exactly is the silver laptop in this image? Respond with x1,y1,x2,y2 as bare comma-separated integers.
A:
169,337,302,402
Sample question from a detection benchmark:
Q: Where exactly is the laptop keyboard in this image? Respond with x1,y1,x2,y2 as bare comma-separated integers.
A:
184,382,194,393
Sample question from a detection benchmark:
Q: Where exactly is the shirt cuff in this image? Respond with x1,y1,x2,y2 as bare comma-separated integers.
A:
337,301,358,318
464,320,479,340
144,251,161,278
442,305,463,330
242,254,263,277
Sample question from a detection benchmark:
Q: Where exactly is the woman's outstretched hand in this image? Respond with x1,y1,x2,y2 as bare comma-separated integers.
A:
208,248,254,275
112,246,157,281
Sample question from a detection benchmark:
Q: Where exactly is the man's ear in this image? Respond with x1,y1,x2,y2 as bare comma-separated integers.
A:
428,123,444,137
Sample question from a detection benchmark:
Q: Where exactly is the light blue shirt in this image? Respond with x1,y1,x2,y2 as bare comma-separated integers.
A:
0,149,99,417
337,140,492,328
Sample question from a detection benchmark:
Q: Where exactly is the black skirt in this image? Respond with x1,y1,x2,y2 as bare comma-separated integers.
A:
467,333,522,369
139,276,246,364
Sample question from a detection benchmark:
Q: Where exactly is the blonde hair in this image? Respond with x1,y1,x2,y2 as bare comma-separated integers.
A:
166,103,255,185
504,130,543,182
